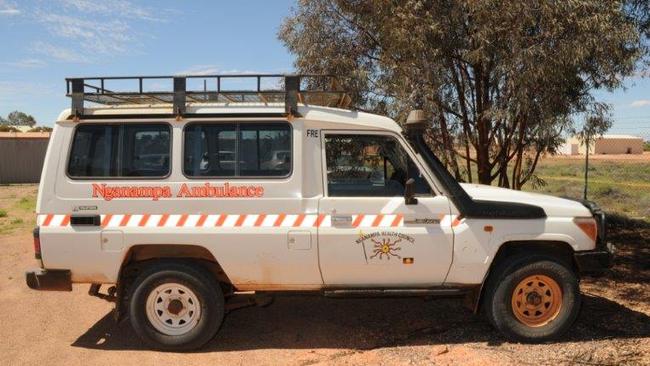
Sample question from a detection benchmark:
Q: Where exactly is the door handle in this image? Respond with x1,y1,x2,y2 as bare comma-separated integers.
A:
70,215,101,226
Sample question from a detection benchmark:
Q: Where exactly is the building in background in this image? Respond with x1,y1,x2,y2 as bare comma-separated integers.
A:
559,134,644,155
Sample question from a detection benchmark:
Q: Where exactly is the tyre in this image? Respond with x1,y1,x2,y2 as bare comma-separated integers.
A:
128,261,225,351
483,255,581,342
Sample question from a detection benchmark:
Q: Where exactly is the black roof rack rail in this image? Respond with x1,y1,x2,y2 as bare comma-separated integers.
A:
65,74,351,119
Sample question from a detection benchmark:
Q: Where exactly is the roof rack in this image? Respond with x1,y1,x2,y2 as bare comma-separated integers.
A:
65,74,351,119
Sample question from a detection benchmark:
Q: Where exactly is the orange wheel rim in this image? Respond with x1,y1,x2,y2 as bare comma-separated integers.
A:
511,274,563,327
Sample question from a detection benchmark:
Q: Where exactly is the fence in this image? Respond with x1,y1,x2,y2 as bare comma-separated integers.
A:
0,133,50,184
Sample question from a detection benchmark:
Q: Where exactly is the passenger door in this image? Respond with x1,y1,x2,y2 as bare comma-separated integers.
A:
317,132,454,287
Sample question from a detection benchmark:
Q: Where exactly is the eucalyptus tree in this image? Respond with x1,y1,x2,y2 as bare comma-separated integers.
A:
4,111,37,127
279,0,647,188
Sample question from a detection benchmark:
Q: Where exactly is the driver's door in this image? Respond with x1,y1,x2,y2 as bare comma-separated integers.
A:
317,132,454,287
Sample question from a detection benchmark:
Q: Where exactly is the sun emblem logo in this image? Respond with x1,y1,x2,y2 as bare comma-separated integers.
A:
356,230,415,262
369,237,402,260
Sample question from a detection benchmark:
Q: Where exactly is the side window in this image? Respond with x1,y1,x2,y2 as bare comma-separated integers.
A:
239,125,291,176
68,124,170,178
122,125,171,177
184,123,291,177
184,124,237,177
325,134,433,197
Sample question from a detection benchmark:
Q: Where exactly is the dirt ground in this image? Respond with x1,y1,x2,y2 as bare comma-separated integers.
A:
0,192,648,365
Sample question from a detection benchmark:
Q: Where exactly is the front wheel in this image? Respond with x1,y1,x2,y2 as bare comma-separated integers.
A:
128,261,225,351
484,256,581,342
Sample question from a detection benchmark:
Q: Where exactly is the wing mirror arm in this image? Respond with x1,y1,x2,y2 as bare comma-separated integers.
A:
404,178,418,205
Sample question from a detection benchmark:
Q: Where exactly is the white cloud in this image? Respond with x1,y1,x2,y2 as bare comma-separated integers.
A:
30,41,88,63
221,69,268,75
14,0,171,63
175,66,271,76
36,12,133,56
0,81,56,102
60,0,166,22
176,65,222,76
630,99,650,108
0,0,19,15
0,8,19,15
173,68,287,92
2,58,47,68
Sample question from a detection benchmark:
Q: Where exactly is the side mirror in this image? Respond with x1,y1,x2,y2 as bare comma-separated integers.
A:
404,178,418,205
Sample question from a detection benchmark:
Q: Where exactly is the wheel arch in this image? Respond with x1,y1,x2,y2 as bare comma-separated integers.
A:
467,240,577,314
113,244,233,320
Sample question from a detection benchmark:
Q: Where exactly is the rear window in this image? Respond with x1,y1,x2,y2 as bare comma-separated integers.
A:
67,124,171,178
184,122,291,177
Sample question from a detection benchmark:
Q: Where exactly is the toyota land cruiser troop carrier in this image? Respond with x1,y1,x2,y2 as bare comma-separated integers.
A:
26,74,612,350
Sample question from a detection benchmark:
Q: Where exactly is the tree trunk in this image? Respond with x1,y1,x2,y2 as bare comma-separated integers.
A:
474,63,492,185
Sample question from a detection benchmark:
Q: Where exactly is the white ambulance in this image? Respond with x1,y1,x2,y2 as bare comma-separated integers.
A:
26,75,612,350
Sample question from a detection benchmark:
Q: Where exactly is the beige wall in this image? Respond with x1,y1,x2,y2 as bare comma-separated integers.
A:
593,138,644,154
569,136,644,155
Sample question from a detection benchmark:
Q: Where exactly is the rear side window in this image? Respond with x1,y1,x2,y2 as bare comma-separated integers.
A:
67,124,171,178
184,123,291,177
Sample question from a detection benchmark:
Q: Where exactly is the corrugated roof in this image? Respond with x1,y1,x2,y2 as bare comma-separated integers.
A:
0,132,51,139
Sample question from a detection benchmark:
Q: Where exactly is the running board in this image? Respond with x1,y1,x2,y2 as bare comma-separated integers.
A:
323,288,467,298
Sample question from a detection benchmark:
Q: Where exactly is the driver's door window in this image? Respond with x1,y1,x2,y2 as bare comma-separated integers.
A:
324,134,432,197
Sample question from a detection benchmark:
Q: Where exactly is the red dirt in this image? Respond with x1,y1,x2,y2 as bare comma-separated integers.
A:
0,218,648,365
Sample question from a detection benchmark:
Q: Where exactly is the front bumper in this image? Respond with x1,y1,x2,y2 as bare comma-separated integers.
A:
25,269,72,291
574,242,615,275
572,200,613,275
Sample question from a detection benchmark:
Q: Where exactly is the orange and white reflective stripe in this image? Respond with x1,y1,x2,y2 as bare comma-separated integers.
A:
37,213,413,228
38,214,69,227
36,213,465,228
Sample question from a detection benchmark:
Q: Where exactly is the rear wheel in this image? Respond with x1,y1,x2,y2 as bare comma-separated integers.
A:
128,261,224,351
484,255,580,342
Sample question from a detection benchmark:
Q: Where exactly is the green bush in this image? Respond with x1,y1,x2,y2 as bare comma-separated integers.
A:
0,125,19,132
27,126,53,132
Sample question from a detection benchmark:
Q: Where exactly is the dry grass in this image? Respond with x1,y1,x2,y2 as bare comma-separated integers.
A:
0,184,37,234
526,156,650,220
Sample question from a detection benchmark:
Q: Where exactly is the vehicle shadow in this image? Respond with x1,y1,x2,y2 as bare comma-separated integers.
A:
606,214,650,286
72,292,650,352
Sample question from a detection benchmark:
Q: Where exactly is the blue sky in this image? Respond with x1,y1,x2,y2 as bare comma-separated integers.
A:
0,0,649,139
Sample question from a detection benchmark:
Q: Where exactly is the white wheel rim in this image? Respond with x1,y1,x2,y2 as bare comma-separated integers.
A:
145,283,201,336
